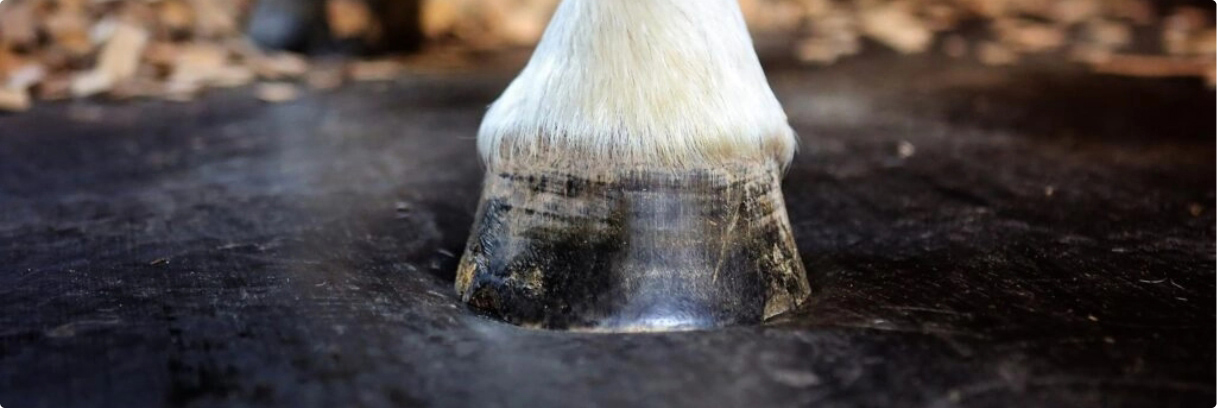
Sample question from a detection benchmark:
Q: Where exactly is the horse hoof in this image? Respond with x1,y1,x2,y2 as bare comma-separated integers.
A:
456,161,811,332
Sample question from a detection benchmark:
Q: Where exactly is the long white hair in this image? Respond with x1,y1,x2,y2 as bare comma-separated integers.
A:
477,0,797,170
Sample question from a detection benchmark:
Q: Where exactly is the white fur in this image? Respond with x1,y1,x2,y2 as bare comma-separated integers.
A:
478,0,796,170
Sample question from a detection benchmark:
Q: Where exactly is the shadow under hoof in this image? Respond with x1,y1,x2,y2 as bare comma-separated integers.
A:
456,162,812,332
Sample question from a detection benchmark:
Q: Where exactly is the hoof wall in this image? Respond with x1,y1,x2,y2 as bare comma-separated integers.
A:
456,163,810,332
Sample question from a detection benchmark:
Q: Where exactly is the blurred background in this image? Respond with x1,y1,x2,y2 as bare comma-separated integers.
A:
0,2,1214,406
0,0,1212,111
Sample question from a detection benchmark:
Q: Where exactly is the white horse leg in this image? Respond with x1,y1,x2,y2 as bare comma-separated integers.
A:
457,0,810,331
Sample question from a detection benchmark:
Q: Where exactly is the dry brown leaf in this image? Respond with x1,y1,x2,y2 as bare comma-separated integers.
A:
95,23,150,84
90,18,121,46
256,82,299,103
0,48,23,79
159,0,196,35
1084,19,1132,49
64,21,150,99
497,9,548,46
307,67,345,90
1009,0,1055,19
0,1,39,48
169,43,230,85
56,31,95,57
224,37,264,60
0,87,31,112
44,10,94,56
1089,54,1212,78
1163,7,1209,56
799,0,833,18
943,35,968,58
114,2,157,29
1191,29,1216,56
960,0,1012,19
109,77,166,100
1164,7,1209,31
1070,44,1113,64
794,39,843,64
163,42,254,96
6,63,46,90
188,0,240,38
58,0,88,13
801,8,861,63
211,66,256,88
70,70,114,98
163,80,202,101
253,53,310,79
424,0,561,49
420,0,460,38
739,0,803,33
327,0,375,39
978,42,1018,65
859,2,933,54
33,47,77,72
1103,0,1154,26
993,19,1065,53
348,59,402,81
1050,0,1099,25
920,4,962,32
37,75,73,101
143,41,180,68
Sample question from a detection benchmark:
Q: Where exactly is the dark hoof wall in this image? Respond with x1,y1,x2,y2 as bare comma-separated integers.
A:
456,163,811,332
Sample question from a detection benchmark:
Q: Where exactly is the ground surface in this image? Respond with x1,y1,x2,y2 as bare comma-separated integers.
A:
0,52,1214,408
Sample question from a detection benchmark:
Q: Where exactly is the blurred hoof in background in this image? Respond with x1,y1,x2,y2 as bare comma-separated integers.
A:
456,162,812,332
247,0,422,55
247,0,325,52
